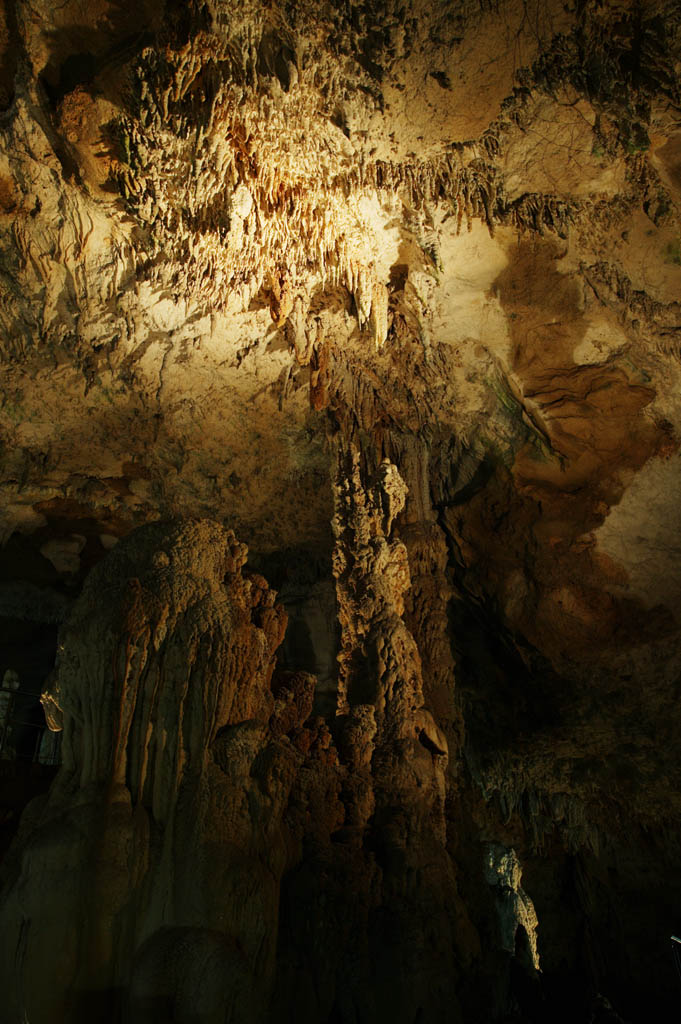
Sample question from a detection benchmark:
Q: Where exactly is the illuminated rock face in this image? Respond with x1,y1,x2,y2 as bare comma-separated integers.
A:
1,0,681,1021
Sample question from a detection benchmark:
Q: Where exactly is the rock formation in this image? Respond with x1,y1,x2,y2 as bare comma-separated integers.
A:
0,521,293,1022
1,0,681,1021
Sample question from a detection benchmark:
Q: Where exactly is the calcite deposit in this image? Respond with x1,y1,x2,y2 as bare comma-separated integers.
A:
1,0,681,1021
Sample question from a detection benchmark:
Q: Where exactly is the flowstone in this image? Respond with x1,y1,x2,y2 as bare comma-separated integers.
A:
0,520,299,1024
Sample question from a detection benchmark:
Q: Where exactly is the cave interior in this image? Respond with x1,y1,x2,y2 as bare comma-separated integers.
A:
1,1,681,1022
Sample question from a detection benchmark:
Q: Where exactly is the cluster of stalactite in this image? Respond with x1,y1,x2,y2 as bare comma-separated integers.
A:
108,13,592,343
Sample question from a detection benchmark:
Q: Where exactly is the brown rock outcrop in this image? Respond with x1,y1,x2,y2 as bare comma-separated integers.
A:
0,520,299,1023
0,513,466,1024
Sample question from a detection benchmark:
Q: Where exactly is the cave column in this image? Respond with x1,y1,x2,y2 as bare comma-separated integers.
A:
331,439,448,835
329,437,465,1019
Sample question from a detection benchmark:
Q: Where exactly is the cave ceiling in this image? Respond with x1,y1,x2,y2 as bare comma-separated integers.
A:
1,0,681,681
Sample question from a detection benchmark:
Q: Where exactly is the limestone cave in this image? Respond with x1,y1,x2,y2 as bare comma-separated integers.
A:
0,1,681,1021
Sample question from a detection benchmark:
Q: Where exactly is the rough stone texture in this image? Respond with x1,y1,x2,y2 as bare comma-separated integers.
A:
0,520,295,1023
1,0,681,1021
0,511,464,1024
